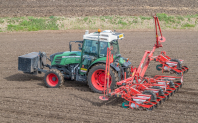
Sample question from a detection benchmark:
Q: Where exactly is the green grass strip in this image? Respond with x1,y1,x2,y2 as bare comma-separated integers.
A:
0,13,197,32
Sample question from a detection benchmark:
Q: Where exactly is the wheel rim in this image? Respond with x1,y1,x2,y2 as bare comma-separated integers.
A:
156,64,162,71
91,69,112,91
46,73,59,87
122,101,129,108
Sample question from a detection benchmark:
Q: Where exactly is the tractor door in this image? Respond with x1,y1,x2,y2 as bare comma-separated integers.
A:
79,39,99,75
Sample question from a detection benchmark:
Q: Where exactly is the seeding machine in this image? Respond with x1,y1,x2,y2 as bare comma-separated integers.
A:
99,16,188,110
18,14,188,110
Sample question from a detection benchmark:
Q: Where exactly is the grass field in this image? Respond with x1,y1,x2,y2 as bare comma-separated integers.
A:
0,13,198,32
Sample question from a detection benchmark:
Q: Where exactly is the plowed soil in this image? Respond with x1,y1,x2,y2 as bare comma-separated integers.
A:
0,0,198,17
0,31,198,122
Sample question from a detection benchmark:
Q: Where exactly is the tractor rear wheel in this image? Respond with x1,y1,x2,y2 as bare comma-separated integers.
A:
44,69,64,88
88,64,116,93
125,67,131,78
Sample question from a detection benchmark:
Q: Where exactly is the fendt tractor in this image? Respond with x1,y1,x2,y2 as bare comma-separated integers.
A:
18,30,131,93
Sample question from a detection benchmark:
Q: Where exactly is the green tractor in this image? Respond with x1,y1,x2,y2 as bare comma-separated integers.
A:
18,30,131,93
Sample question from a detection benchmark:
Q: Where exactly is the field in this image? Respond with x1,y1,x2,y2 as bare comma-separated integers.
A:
0,0,198,122
0,0,198,17
1,0,198,32
0,31,197,122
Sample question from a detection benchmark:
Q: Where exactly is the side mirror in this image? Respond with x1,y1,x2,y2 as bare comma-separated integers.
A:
78,44,82,50
69,44,72,52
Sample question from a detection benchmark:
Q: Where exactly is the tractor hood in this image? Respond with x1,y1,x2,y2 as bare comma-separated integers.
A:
51,51,81,66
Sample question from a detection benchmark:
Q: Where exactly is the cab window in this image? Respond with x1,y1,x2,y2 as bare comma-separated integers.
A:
99,42,108,57
110,40,119,55
83,39,98,57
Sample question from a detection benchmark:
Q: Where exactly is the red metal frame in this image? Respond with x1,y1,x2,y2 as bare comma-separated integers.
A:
99,46,113,100
154,52,188,74
99,15,188,110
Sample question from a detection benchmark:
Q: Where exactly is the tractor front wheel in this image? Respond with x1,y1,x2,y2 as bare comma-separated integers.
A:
88,64,116,93
44,69,64,88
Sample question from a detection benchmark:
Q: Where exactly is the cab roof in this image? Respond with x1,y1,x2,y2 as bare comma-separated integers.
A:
83,30,124,42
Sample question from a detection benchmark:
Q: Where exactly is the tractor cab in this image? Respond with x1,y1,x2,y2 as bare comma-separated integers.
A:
79,30,124,75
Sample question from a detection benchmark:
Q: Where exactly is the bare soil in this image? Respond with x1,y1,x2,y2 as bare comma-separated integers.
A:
0,0,198,17
0,31,198,122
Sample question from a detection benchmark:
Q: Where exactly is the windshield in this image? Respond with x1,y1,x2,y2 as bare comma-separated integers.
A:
110,40,119,55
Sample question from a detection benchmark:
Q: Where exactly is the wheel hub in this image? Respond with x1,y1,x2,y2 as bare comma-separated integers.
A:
91,69,112,91
46,73,59,87
98,73,105,85
52,77,56,81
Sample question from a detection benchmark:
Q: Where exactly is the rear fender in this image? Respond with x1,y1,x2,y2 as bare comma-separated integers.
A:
86,61,120,75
